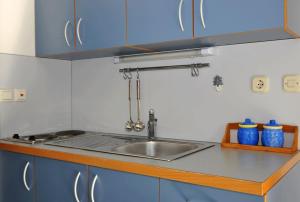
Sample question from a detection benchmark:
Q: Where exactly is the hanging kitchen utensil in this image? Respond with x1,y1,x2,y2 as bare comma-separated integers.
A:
125,78,134,131
134,69,145,132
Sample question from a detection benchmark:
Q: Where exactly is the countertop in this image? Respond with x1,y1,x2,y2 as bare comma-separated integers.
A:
0,134,299,196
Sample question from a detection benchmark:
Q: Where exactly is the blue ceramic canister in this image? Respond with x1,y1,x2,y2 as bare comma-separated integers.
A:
262,120,284,148
238,119,259,145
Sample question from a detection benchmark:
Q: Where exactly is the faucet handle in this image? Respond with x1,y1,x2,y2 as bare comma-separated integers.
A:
149,109,155,115
149,109,157,122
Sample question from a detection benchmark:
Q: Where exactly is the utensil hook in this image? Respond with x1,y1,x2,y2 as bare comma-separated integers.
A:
191,64,199,77
136,68,140,79
123,69,132,80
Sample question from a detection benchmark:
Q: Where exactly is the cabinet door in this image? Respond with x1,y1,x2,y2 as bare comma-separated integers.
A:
160,179,264,202
76,0,126,51
89,167,159,202
0,151,34,202
194,0,284,37
36,0,75,56
127,0,193,45
35,157,88,202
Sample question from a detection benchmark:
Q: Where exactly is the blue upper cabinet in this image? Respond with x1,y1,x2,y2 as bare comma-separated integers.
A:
76,0,126,51
36,0,75,56
89,167,159,202
35,157,88,202
0,151,34,202
35,0,300,59
194,0,284,37
160,179,264,202
127,0,193,45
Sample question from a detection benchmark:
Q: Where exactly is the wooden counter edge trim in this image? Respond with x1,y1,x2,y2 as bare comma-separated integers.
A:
124,45,153,52
285,27,300,38
284,0,300,38
0,142,262,196
262,152,300,194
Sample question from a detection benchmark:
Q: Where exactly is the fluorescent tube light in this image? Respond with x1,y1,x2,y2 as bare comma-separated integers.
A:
113,48,215,64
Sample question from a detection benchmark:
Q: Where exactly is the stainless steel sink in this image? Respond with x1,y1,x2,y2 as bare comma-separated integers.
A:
112,140,206,161
46,133,214,161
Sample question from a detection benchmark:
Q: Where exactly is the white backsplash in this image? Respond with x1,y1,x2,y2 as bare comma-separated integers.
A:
1,39,300,147
72,39,300,146
0,54,71,137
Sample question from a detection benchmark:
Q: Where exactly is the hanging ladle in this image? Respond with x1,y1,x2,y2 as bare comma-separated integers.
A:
134,70,145,132
125,77,134,131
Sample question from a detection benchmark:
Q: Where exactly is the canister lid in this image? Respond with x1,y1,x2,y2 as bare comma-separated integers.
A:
263,120,283,130
239,118,257,128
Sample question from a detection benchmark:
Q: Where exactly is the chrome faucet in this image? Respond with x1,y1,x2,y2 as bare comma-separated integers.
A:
148,109,157,140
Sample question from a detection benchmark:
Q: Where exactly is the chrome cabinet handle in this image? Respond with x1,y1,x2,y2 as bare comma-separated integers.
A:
178,0,185,31
74,172,81,202
91,175,98,202
64,20,71,47
77,18,83,46
23,162,30,191
200,0,206,29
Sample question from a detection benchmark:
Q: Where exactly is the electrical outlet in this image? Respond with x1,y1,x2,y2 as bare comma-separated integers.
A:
283,75,300,92
252,76,269,93
14,89,26,101
0,89,14,101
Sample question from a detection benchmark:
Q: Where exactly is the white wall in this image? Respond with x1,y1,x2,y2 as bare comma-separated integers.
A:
72,39,300,144
0,54,71,137
0,39,298,144
0,0,35,56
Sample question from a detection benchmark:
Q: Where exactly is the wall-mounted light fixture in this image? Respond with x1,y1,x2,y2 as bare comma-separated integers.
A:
113,47,215,64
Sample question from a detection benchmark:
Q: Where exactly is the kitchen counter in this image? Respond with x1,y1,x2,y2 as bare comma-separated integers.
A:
0,137,299,196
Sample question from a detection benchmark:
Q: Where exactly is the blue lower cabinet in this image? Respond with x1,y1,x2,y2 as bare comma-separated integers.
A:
0,151,34,202
35,157,88,202
89,167,159,202
160,179,264,202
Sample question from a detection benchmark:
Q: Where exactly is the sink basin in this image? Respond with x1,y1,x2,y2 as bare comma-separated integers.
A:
112,140,213,161
46,133,214,161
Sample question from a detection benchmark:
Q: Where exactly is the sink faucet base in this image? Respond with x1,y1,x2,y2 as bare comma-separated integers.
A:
148,109,157,140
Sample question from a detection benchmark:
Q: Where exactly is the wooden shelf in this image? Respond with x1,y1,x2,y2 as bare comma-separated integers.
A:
221,123,298,154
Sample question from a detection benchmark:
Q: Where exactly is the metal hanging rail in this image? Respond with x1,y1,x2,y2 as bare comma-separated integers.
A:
119,63,210,78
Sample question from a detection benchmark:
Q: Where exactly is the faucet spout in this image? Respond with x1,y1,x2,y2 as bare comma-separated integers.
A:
148,109,157,140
